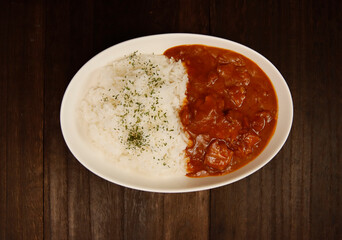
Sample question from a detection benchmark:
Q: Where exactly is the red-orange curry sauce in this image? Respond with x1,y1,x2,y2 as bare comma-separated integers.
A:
164,45,278,177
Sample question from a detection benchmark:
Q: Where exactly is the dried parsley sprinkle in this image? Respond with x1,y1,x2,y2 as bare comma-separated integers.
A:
110,51,178,157
126,126,147,149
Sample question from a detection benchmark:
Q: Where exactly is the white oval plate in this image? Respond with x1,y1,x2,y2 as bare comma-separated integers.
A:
60,33,293,193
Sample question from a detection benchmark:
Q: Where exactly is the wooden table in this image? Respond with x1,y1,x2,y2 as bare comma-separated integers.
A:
1,0,341,239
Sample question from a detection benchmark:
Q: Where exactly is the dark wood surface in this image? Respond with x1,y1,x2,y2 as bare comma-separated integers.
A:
0,0,341,239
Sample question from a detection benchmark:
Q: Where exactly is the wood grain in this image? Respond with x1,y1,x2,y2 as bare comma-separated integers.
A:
89,176,124,240
306,2,341,238
0,0,341,239
43,1,71,239
164,191,210,240
0,0,44,239
0,1,9,239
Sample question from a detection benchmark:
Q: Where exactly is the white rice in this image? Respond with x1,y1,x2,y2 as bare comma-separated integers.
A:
79,52,188,176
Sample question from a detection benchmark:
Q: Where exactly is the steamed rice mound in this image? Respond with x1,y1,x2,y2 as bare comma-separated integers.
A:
80,52,188,176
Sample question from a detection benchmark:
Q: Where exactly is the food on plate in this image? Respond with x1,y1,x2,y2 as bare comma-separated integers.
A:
80,52,188,176
164,45,278,177
79,45,277,178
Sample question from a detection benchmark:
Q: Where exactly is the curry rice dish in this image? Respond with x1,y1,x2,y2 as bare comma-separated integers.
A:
79,45,278,177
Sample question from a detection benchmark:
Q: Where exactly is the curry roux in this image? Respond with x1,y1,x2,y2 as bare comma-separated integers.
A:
164,45,278,177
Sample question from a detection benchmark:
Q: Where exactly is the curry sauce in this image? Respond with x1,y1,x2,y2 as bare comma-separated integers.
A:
164,45,278,177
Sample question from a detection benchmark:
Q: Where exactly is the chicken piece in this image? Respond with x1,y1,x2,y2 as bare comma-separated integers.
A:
204,140,233,170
